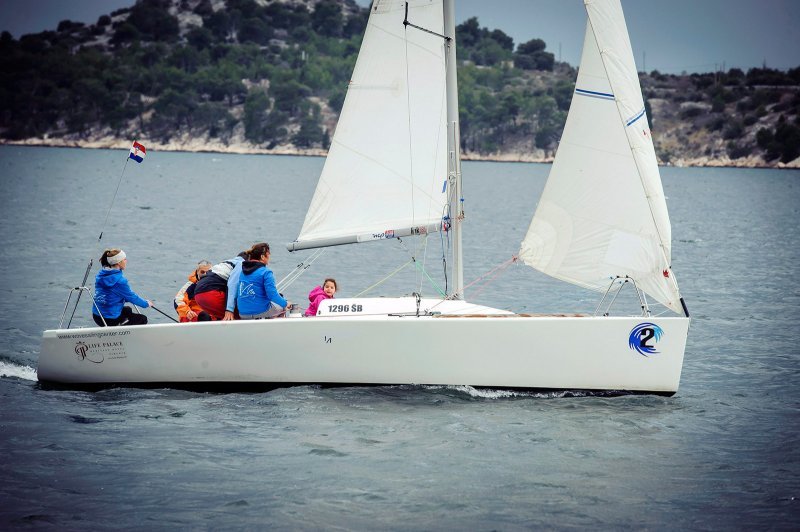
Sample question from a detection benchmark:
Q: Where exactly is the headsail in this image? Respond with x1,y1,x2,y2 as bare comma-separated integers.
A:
289,0,448,251
519,0,683,313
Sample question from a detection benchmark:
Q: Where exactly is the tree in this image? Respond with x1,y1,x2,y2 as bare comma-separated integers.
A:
271,79,311,115
489,29,514,51
514,39,554,71
111,23,141,46
312,1,343,38
194,63,245,105
204,10,234,40
774,117,800,162
456,17,481,48
126,0,180,42
239,17,272,45
293,107,325,147
57,20,85,33
517,38,546,55
343,10,368,38
149,88,198,136
193,0,213,17
243,89,270,143
187,27,214,50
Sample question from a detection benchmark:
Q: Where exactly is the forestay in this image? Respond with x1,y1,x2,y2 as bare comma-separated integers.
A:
519,0,683,313
289,0,448,251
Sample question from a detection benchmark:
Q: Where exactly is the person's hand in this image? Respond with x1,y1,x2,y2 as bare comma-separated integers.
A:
222,311,235,321
186,310,197,320
146,299,154,308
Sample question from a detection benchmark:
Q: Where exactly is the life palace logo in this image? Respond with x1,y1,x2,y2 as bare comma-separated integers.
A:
74,341,104,363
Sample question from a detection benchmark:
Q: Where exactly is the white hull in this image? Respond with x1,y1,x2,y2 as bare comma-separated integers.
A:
39,298,689,394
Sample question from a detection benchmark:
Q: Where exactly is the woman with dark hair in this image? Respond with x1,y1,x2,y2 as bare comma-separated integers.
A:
237,243,289,319
92,248,151,326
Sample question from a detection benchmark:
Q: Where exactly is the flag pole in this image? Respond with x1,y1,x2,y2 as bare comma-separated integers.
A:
66,141,139,328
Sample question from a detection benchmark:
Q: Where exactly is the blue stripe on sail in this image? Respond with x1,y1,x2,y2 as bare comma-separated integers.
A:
626,108,646,126
575,88,615,100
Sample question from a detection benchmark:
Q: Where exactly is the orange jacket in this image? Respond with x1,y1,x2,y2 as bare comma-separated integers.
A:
174,270,204,322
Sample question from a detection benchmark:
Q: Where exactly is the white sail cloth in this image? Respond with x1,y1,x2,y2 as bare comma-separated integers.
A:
519,0,683,313
290,0,448,251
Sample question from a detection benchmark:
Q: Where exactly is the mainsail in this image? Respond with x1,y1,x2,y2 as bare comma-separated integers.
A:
519,0,683,313
289,0,448,251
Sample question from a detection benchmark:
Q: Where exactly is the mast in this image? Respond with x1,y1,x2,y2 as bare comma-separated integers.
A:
443,0,464,299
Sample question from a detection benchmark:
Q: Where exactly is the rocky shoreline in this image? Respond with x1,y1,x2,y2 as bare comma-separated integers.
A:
4,136,798,169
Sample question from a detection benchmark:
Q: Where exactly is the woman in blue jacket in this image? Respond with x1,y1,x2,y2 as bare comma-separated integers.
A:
237,243,288,319
92,248,151,326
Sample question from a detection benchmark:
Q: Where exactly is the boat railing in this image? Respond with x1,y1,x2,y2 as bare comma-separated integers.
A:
59,286,107,329
594,276,651,317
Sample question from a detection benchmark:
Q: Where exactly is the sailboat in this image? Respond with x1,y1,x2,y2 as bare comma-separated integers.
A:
38,0,690,394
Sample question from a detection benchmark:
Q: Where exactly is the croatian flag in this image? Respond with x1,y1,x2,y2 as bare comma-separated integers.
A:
129,141,146,163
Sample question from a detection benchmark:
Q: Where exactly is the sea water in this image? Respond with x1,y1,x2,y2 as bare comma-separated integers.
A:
0,146,798,529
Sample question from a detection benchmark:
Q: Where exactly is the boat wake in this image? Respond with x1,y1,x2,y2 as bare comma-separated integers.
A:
424,384,600,400
0,360,37,382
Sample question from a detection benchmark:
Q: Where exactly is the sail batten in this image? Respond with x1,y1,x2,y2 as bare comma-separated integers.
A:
520,0,683,313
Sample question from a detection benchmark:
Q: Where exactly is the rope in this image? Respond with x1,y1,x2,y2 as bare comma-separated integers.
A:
403,15,416,248
96,155,132,252
354,258,415,297
403,2,451,42
277,248,325,292
421,233,436,295
412,254,446,297
397,236,446,298
458,255,518,300
67,144,135,328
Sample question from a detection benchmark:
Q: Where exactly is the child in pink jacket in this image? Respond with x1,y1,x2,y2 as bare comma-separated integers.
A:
305,278,337,316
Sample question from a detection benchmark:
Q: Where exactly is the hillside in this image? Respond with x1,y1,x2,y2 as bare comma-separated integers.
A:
1,0,798,168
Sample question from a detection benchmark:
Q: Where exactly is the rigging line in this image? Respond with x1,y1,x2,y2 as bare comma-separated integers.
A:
96,153,132,249
467,258,517,301
440,203,450,294
429,255,516,310
401,235,444,297
422,36,447,244
412,256,446,297
354,258,415,298
277,248,325,292
399,236,430,296
422,59,447,295
403,12,416,242
418,227,430,295
67,146,134,327
590,20,682,307
458,256,518,295
397,234,421,293
403,2,451,42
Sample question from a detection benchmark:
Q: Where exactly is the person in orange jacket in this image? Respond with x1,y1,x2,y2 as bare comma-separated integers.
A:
174,260,213,322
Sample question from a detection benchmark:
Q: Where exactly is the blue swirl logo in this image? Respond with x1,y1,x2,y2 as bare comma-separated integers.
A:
628,323,664,357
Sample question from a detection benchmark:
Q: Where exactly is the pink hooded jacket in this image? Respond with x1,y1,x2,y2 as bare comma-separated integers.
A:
305,285,333,316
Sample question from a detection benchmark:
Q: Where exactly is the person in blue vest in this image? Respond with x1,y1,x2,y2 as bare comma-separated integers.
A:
237,242,289,319
92,248,151,326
